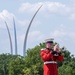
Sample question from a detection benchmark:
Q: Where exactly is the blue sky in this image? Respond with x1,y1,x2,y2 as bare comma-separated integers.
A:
0,0,75,56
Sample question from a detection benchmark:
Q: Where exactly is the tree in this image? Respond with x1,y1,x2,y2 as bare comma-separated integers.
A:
23,42,75,75
0,42,75,75
0,54,24,75
58,50,75,75
23,45,43,75
8,56,25,75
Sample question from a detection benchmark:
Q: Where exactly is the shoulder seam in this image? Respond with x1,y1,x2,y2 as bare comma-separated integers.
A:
41,48,46,50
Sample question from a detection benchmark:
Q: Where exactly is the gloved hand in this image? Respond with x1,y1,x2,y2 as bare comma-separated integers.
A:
54,44,60,53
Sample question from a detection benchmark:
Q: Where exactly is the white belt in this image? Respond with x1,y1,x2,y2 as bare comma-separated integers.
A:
44,61,57,64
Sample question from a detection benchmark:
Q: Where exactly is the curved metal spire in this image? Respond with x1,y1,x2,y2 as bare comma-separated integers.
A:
1,15,13,55
23,5,43,57
13,17,18,55
4,21,13,55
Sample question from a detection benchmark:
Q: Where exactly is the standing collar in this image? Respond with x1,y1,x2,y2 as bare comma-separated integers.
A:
46,48,53,50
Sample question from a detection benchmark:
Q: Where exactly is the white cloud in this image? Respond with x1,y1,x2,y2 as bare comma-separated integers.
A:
0,10,35,29
28,31,44,41
18,1,75,19
69,13,75,19
0,10,15,28
50,30,66,38
19,2,70,16
19,2,43,13
17,19,41,28
18,30,45,44
17,19,29,27
0,10,14,21
50,24,75,42
45,2,70,15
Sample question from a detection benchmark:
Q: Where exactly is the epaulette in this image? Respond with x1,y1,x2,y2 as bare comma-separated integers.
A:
41,48,46,51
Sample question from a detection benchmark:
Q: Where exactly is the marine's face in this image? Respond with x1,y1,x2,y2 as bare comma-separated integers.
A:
46,43,53,49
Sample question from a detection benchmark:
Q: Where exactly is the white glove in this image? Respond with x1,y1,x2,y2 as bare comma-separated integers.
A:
54,44,60,53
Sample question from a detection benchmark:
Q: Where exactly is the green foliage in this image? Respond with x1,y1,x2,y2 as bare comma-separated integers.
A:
58,50,75,75
58,60,75,75
23,45,43,75
8,57,25,75
0,54,24,75
0,42,75,75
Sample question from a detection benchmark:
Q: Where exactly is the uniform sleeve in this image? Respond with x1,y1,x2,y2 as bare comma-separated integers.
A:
56,55,64,62
40,50,53,61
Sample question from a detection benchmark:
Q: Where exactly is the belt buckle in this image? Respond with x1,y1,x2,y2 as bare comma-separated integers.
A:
52,61,55,63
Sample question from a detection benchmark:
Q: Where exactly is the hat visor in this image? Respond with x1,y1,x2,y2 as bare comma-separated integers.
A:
46,41,53,43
